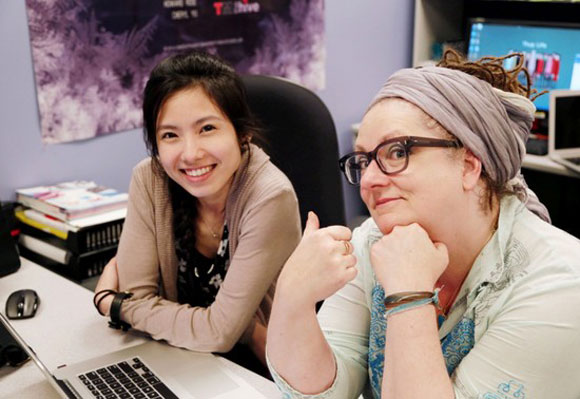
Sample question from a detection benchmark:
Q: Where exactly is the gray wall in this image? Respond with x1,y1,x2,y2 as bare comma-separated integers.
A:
0,1,414,224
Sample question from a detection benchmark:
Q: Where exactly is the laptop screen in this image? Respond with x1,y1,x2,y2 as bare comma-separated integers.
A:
0,313,73,397
554,95,580,150
467,18,580,112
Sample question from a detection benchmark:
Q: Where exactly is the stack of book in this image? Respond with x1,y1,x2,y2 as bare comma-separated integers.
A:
14,181,128,282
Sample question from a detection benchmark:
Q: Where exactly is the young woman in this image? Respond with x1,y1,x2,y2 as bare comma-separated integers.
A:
93,51,301,374
266,50,580,398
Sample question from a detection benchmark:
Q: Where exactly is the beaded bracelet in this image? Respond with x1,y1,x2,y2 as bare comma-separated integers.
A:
384,288,441,319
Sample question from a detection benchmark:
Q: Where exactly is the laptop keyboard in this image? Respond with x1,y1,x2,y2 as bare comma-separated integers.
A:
77,357,178,399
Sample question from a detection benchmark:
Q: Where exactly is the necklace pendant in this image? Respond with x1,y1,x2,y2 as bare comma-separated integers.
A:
200,216,221,239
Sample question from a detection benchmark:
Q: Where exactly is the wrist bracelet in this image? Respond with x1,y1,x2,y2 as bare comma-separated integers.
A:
93,289,116,316
384,291,434,309
384,288,441,319
108,291,133,331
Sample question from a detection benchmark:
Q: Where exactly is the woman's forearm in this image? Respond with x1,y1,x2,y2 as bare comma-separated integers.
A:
249,321,267,366
267,211,356,394
267,294,336,395
382,305,454,399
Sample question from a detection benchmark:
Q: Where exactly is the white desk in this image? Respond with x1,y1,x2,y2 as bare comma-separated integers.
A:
351,123,580,179
520,154,580,178
0,258,280,399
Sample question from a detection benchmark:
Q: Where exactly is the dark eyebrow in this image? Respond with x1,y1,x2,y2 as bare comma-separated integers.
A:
157,123,178,131
157,115,223,132
195,115,223,126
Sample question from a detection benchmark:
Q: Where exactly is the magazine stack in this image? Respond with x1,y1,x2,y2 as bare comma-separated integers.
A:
14,181,127,282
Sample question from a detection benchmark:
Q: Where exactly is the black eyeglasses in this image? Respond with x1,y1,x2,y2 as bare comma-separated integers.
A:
338,136,462,185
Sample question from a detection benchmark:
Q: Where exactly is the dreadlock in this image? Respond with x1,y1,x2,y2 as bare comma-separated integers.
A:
436,48,545,101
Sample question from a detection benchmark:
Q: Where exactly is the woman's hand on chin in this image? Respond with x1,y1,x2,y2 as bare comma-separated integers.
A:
371,223,449,295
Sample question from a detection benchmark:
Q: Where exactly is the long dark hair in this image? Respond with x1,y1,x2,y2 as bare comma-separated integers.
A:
142,51,261,249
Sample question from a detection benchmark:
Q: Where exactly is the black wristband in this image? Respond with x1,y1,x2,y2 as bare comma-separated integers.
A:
93,289,116,316
108,291,133,331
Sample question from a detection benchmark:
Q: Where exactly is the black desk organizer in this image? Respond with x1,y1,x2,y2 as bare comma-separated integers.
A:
16,217,124,282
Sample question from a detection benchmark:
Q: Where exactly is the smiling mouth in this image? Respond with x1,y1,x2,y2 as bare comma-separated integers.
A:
375,197,400,207
183,165,215,177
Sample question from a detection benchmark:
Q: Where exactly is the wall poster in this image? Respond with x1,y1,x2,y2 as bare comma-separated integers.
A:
25,0,325,144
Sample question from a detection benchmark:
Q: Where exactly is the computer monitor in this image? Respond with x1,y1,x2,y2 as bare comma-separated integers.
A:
467,18,580,112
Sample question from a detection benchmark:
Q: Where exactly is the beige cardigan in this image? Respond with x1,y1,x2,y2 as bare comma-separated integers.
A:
117,145,301,352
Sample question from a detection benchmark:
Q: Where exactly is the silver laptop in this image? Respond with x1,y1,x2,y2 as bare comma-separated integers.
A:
548,89,580,174
0,313,267,399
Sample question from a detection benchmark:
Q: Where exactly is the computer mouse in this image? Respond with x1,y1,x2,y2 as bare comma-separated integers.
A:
5,289,40,319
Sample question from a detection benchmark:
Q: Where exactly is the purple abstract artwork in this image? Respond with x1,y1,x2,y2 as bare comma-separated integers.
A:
24,0,325,144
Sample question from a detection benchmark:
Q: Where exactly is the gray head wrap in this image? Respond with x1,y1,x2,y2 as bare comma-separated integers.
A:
367,66,550,223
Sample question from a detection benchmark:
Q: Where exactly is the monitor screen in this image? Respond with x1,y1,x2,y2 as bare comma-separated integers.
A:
467,19,580,111
554,95,580,150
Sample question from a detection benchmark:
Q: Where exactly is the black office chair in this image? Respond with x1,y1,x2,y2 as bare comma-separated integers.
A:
241,75,346,229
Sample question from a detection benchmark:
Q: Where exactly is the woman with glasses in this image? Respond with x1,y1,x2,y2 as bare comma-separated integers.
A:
266,50,580,398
